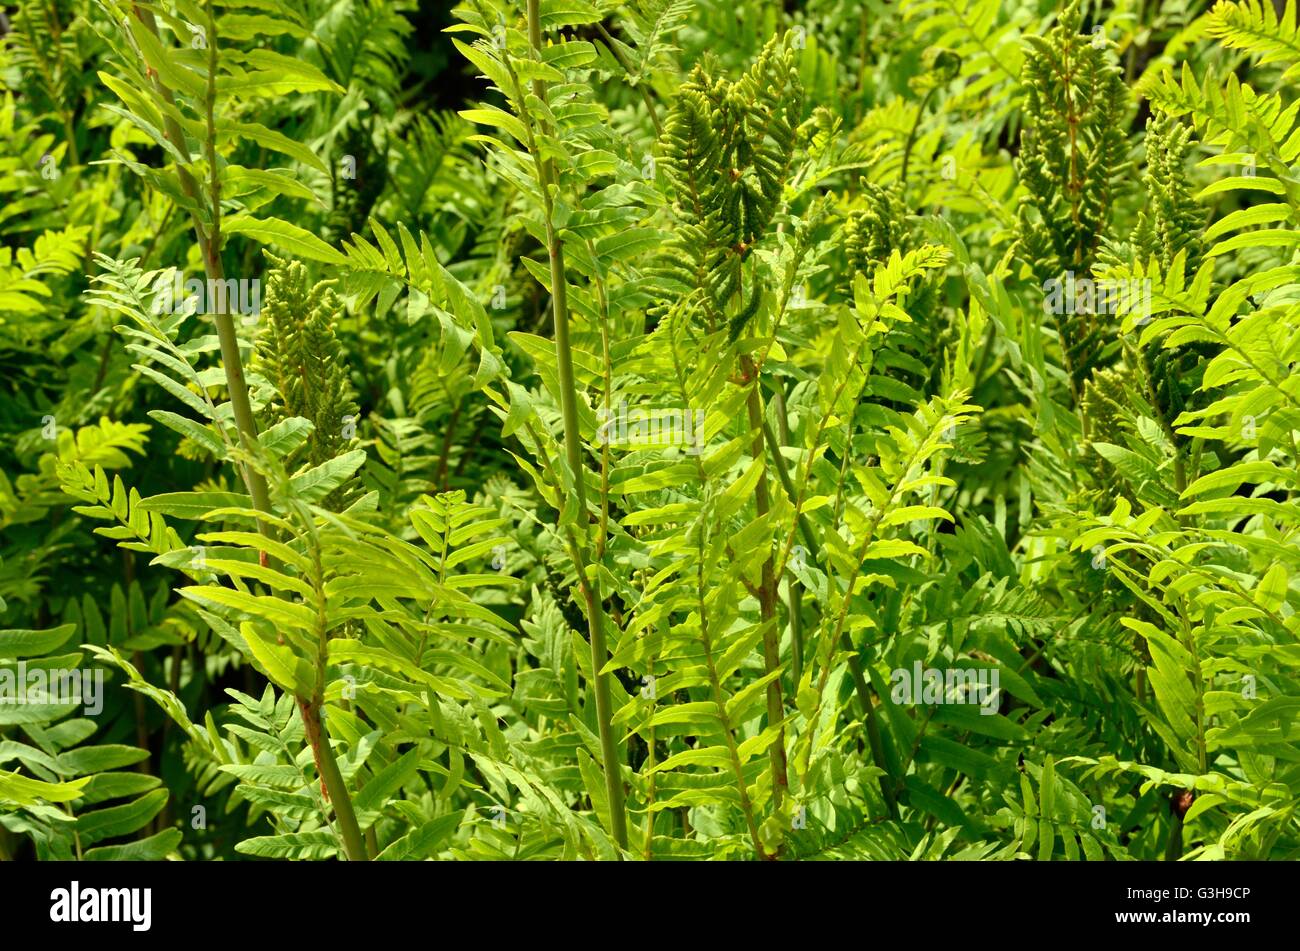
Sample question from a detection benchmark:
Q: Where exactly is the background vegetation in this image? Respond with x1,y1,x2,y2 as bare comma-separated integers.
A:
0,0,1297,861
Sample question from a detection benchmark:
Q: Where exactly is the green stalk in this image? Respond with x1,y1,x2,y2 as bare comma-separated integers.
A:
593,21,663,137
696,535,769,859
299,699,366,861
760,413,899,819
525,0,629,851
300,530,366,861
644,653,658,861
772,390,803,685
132,6,360,856
131,5,272,521
200,0,272,520
899,86,938,202
741,356,788,808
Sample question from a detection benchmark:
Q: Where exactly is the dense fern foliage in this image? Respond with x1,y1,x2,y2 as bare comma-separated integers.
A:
0,0,1297,862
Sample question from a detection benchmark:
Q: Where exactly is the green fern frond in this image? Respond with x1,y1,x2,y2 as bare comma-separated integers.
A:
1205,0,1300,81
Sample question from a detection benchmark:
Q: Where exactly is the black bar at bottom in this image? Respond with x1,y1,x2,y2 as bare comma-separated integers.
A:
0,859,1281,939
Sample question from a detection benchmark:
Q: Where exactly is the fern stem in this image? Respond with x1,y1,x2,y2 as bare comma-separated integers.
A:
302,535,367,861
899,86,938,201
668,320,768,854
644,647,659,861
1126,0,1147,82
29,1,79,167
586,239,614,560
741,358,789,808
759,414,899,819
594,21,663,137
771,390,804,685
526,0,629,852
130,4,273,522
805,418,938,819
298,698,367,861
695,532,769,859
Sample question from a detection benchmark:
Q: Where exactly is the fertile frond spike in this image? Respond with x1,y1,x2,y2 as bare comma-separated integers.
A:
1133,112,1207,273
842,182,908,285
1014,0,1130,281
254,255,358,478
652,35,803,335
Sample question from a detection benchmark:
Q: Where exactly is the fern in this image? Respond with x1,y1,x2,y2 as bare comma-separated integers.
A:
1205,0,1300,82
1,0,1299,871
